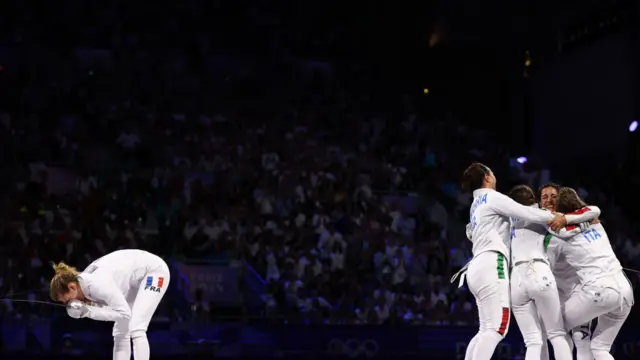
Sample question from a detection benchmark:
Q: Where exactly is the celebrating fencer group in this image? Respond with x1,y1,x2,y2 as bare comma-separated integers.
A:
456,162,634,360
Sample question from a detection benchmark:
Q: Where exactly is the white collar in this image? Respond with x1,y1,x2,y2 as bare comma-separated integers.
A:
472,188,494,197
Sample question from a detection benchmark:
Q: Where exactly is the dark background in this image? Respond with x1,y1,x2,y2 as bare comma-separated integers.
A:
1,0,639,359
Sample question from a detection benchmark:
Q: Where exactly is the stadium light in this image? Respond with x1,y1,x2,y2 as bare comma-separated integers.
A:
629,120,638,132
516,157,528,164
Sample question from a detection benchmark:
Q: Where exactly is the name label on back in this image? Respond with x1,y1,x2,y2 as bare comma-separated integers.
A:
469,194,488,231
582,228,601,242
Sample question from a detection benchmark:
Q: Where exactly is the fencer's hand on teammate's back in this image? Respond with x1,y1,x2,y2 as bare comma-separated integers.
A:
578,222,591,231
548,214,567,232
67,299,90,319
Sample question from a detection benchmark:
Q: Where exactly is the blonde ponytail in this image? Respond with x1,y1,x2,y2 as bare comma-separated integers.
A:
52,262,79,276
50,262,80,301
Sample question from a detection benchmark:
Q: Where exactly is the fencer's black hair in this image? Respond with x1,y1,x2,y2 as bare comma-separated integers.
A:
508,185,536,206
461,162,490,191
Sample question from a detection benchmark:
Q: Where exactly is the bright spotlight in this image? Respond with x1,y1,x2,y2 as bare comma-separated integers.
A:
629,120,638,132
516,157,528,164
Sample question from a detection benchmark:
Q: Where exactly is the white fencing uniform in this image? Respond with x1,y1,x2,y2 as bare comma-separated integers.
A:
552,222,634,360
547,239,593,360
77,249,171,360
547,243,579,303
510,204,575,360
454,189,558,360
547,206,602,360
546,206,602,304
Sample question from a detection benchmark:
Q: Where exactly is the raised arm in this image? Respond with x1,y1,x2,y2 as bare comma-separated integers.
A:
489,192,554,225
564,206,601,224
84,275,132,322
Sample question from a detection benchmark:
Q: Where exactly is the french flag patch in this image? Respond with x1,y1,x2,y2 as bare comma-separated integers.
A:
145,276,164,289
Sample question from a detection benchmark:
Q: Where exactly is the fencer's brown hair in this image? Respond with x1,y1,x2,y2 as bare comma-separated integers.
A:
461,162,490,191
555,187,588,214
508,185,536,206
49,262,80,301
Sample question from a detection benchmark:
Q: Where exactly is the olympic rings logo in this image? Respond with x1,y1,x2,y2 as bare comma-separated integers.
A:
327,338,379,358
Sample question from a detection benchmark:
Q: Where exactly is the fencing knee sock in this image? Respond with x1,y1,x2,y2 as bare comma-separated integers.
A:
524,344,542,360
113,335,131,360
465,333,481,360
540,340,550,360
549,336,573,360
131,330,150,360
472,331,504,360
573,331,594,360
566,333,574,353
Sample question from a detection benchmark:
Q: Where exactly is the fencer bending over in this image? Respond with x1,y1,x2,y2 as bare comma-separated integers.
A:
50,249,171,360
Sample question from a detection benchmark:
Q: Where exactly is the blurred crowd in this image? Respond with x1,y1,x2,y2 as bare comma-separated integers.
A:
0,0,638,327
